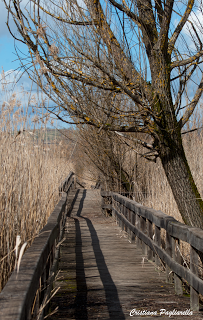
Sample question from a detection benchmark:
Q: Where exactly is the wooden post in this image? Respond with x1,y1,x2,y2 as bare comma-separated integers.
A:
112,201,117,224
131,211,135,243
101,196,105,211
116,201,119,224
155,226,161,266
118,203,122,228
126,207,130,237
172,238,183,295
123,205,127,232
166,232,173,283
147,220,153,261
190,246,199,311
140,217,147,255
121,203,124,231
136,214,142,248
112,198,115,219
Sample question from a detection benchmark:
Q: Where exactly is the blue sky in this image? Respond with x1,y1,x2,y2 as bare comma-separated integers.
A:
0,1,69,128
0,2,21,72
1,0,202,129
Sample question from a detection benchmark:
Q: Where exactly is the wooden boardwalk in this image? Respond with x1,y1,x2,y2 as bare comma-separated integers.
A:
49,189,202,320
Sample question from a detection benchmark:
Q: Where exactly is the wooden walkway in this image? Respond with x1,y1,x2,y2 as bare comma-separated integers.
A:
49,189,202,320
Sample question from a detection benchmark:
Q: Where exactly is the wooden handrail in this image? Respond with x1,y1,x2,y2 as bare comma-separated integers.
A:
101,190,203,311
0,172,75,320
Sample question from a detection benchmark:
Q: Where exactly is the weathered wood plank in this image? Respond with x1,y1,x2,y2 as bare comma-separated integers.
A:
112,206,203,296
111,193,203,253
147,220,153,261
190,246,199,311
49,189,201,319
172,238,183,295
166,232,173,283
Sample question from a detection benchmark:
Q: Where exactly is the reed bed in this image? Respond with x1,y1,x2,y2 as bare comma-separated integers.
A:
0,77,73,291
135,129,203,225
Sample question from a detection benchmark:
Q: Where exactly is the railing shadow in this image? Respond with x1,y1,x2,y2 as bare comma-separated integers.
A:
74,217,88,320
73,189,125,320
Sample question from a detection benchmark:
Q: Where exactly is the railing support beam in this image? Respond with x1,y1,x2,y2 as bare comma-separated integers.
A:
190,246,199,311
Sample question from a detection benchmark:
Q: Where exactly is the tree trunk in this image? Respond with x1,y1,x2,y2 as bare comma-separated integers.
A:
148,47,203,229
158,131,203,228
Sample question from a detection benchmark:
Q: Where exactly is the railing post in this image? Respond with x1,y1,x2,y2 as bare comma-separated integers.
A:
121,204,128,232
155,226,161,266
101,196,104,212
172,238,183,295
126,207,131,237
130,210,135,243
190,246,199,311
166,232,173,283
140,217,147,255
147,220,153,261
117,201,122,228
121,203,125,231
136,214,142,248
113,198,117,223
112,197,115,219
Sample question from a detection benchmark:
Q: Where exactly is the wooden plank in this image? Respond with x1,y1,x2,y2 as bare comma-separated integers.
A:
49,189,200,320
130,210,135,243
172,238,183,295
59,172,74,193
140,216,147,255
166,232,173,283
136,214,142,248
112,193,203,253
155,225,161,266
190,246,199,311
113,207,203,296
147,220,153,261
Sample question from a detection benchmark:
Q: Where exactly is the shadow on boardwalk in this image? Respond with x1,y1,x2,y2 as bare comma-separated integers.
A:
74,190,125,320
49,189,203,320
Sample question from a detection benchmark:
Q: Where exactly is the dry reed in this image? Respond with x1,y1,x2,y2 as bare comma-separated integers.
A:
0,73,73,291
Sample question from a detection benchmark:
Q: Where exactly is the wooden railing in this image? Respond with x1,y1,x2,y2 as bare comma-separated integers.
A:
101,191,203,311
0,172,75,320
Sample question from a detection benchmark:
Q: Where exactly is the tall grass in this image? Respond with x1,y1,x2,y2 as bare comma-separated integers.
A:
0,74,73,291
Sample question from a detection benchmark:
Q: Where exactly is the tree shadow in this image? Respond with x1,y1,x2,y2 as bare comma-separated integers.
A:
73,189,125,320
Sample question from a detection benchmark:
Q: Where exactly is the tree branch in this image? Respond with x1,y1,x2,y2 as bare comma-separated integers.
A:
157,0,174,51
179,72,203,127
107,0,142,26
171,51,203,69
168,0,194,54
115,131,155,150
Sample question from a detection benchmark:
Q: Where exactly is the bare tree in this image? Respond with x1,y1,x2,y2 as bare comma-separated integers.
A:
3,0,203,227
77,125,134,192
